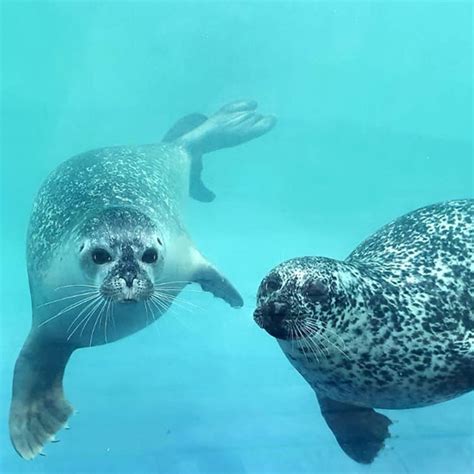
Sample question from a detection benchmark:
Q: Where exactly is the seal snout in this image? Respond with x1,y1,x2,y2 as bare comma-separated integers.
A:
254,301,291,340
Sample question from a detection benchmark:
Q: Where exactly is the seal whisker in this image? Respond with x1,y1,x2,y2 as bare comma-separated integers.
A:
294,326,312,364
148,296,167,317
154,280,194,287
89,299,108,347
154,286,204,293
152,293,197,313
77,298,104,338
149,296,193,331
104,299,112,344
143,301,151,326
154,290,203,311
54,284,99,291
304,328,323,364
297,323,325,364
38,294,99,328
67,297,103,340
303,321,351,360
66,296,102,338
37,291,99,309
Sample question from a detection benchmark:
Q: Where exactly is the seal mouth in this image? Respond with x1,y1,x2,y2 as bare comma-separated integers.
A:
121,298,138,304
254,307,318,341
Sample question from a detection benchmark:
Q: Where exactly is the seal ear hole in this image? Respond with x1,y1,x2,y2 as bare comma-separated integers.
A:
142,248,158,264
304,280,328,299
79,243,85,252
156,237,163,246
91,248,112,265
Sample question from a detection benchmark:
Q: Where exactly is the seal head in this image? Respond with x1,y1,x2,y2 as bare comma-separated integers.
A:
254,257,355,341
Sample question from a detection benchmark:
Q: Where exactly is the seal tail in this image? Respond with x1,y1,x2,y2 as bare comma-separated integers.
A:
9,332,74,460
162,113,216,202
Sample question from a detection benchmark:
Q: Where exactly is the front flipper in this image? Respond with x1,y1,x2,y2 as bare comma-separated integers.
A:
316,393,392,464
190,250,243,308
9,331,75,459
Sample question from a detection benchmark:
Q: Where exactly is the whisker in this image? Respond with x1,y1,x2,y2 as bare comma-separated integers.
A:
37,290,98,308
104,299,112,344
67,298,103,341
89,299,108,347
303,321,350,360
66,296,102,335
143,301,151,326
154,280,193,287
54,284,99,291
304,320,348,352
149,296,168,316
153,292,203,312
78,298,104,338
38,294,99,328
149,296,194,332
155,287,204,293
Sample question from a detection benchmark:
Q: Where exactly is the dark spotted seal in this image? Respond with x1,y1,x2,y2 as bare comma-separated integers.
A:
10,100,276,460
254,199,473,464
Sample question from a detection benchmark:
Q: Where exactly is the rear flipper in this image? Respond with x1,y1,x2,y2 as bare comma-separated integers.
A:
316,392,392,464
164,100,276,202
9,332,74,459
162,113,215,202
180,100,277,155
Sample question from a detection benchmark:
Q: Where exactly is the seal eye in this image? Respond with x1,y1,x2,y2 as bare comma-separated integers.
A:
304,280,328,299
92,248,112,265
265,276,282,293
142,248,158,264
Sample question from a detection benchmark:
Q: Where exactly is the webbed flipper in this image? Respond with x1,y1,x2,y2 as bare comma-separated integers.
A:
316,392,392,464
162,113,215,202
190,249,243,308
180,100,277,155
9,331,75,460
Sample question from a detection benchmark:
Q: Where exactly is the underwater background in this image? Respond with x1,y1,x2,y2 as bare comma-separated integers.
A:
1,1,472,473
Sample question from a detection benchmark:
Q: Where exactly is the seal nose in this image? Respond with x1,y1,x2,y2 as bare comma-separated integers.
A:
123,271,137,288
121,262,138,288
256,301,290,340
267,301,288,323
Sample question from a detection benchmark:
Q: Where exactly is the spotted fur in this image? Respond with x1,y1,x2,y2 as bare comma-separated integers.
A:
255,199,473,409
28,143,187,276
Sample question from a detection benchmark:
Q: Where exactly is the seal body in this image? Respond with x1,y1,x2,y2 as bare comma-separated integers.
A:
254,199,473,463
10,100,276,460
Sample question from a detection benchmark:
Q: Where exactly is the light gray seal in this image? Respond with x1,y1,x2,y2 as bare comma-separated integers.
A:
10,100,276,460
254,199,473,464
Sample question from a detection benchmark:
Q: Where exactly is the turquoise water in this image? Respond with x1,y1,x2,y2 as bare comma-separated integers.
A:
1,1,472,473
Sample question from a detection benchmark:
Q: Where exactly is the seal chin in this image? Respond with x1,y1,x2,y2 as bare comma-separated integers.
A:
263,325,291,340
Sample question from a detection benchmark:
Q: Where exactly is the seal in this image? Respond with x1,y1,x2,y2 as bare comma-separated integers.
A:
254,199,473,464
10,100,276,460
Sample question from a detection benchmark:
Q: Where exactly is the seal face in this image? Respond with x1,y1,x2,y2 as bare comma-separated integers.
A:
254,199,474,464
10,100,276,460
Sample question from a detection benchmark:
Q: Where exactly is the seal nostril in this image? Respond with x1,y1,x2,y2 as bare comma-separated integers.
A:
268,302,288,323
123,272,137,288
